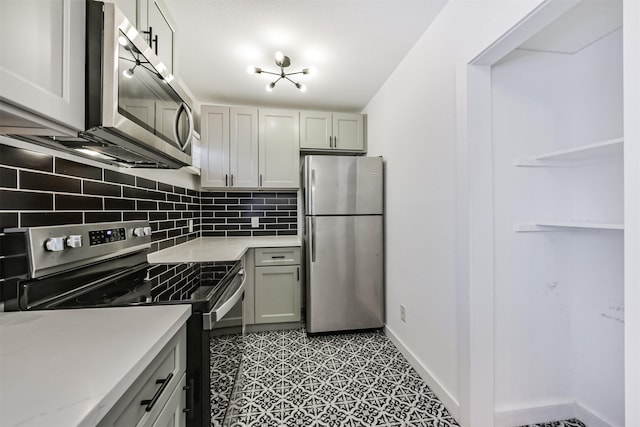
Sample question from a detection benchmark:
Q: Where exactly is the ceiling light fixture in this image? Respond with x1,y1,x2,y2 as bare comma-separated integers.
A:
247,51,315,92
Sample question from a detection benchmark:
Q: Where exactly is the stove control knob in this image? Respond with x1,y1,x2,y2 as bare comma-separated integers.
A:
45,237,65,252
66,235,83,249
133,227,145,237
143,226,152,236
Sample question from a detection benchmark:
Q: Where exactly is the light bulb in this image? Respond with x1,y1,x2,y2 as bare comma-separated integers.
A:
296,83,307,92
266,82,275,92
123,68,134,78
247,65,261,74
302,67,316,75
274,51,284,65
118,35,129,47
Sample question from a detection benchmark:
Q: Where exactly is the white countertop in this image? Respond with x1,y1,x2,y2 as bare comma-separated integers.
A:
0,305,191,427
147,236,302,263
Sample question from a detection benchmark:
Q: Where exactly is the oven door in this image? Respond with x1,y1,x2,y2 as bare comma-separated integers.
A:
206,267,246,427
203,267,245,331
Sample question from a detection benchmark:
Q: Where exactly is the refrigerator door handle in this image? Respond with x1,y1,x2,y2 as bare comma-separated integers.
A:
311,217,316,262
310,169,316,214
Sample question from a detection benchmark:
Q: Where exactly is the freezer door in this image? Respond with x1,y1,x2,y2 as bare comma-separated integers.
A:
305,215,384,333
304,155,383,215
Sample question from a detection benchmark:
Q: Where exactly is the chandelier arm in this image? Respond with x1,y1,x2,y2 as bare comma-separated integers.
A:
140,63,158,74
284,76,300,85
285,71,305,76
260,70,281,76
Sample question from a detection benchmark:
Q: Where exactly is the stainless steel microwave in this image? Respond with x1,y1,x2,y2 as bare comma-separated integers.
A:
12,1,194,169
82,0,193,168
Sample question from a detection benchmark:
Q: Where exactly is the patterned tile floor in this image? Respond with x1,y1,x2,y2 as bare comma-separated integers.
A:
210,328,585,427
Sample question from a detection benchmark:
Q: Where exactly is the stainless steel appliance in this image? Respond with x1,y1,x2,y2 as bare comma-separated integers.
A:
303,155,384,333
10,2,193,168
2,221,245,427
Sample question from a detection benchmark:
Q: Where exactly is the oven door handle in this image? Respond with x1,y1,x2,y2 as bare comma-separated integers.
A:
202,269,245,330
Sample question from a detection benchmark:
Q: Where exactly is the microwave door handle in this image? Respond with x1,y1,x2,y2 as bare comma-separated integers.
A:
173,103,193,151
202,270,246,330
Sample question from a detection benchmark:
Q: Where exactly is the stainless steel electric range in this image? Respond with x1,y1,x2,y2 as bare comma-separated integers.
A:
2,221,245,427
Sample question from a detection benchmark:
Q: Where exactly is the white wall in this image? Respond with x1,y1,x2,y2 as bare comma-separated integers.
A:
362,0,546,418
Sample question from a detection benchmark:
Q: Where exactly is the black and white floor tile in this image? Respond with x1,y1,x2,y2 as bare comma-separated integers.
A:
212,328,459,427
517,420,586,427
211,328,585,427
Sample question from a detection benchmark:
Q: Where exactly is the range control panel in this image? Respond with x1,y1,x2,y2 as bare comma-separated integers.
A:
89,227,127,246
4,221,152,279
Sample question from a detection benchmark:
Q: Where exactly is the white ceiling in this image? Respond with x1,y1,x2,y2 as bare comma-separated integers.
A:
162,0,448,113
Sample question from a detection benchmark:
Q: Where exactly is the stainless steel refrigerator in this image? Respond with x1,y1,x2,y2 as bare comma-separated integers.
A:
303,155,384,333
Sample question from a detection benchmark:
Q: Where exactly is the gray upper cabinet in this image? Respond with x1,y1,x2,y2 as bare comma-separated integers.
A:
300,111,365,152
201,105,259,188
258,109,300,189
0,0,85,133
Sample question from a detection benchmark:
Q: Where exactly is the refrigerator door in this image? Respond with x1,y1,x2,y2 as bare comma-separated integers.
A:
305,215,384,333
304,155,383,216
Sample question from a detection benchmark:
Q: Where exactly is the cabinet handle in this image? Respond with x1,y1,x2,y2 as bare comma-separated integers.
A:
259,174,263,187
334,136,337,148
183,379,194,417
143,26,154,49
329,136,332,148
297,266,300,281
152,34,158,55
230,174,234,186
141,372,173,412
225,174,228,186
271,255,286,259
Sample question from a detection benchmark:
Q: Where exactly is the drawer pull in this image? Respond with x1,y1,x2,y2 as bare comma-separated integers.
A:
271,255,286,259
141,372,174,412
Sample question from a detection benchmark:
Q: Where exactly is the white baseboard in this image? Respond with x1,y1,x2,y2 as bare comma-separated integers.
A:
495,400,619,427
384,325,460,419
495,401,575,427
575,401,620,427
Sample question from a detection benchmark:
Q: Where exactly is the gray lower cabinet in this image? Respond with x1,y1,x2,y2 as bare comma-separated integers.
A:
98,326,186,427
254,247,301,324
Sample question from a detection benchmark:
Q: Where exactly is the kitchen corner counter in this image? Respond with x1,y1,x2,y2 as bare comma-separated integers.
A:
0,305,191,427
147,236,302,263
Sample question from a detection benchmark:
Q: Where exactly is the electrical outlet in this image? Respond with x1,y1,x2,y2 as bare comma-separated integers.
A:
400,305,406,323
188,219,193,233
251,217,260,228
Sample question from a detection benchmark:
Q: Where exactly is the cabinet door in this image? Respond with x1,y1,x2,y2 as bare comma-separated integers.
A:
300,111,332,149
258,109,300,188
255,265,301,324
146,0,175,74
201,106,230,188
108,0,138,26
0,0,85,131
229,108,259,188
332,113,364,151
151,374,186,427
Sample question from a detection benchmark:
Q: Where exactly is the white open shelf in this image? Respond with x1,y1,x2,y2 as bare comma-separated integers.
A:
515,221,624,232
514,137,623,166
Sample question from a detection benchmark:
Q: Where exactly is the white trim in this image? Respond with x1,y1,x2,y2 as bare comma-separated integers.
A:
494,400,575,427
576,401,620,427
384,325,459,419
624,2,640,426
494,400,618,427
